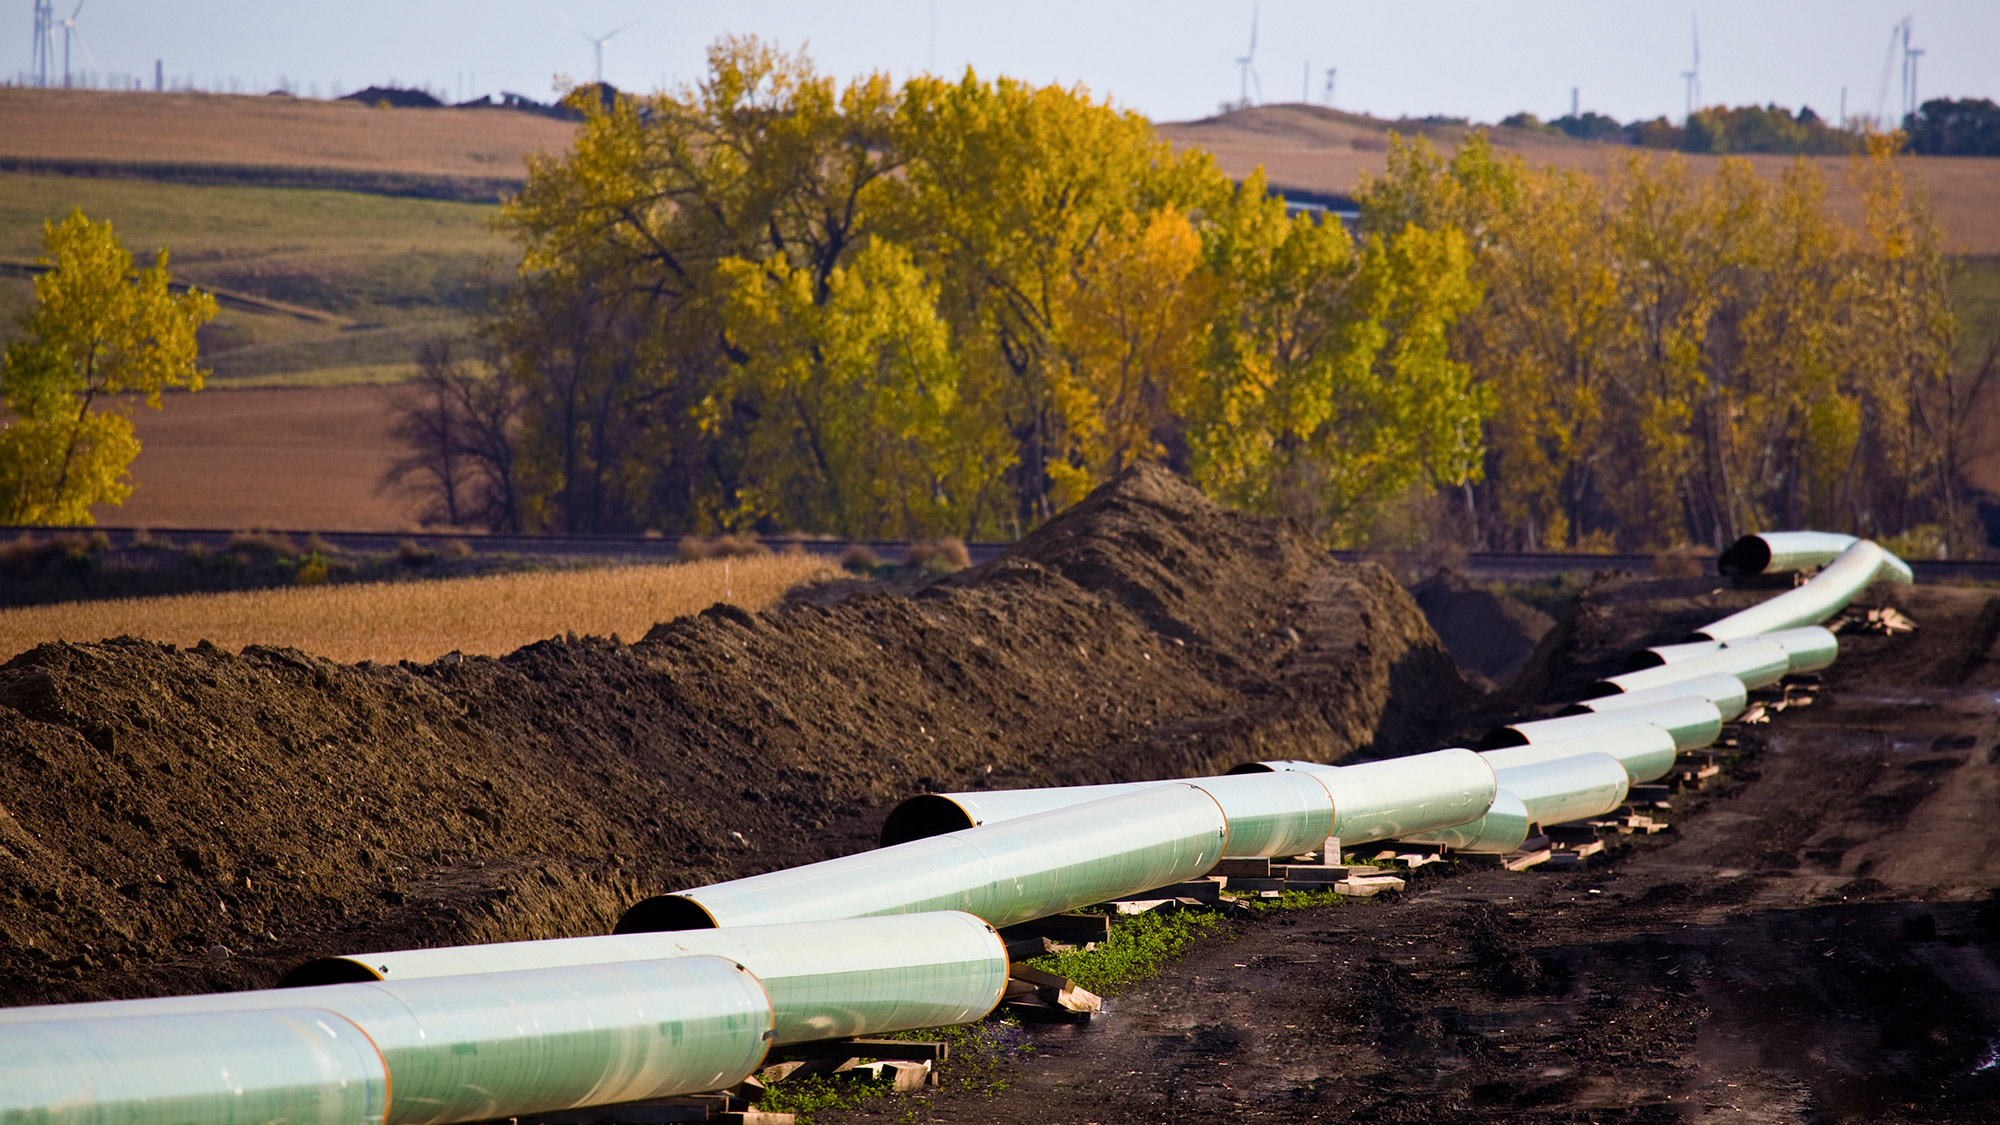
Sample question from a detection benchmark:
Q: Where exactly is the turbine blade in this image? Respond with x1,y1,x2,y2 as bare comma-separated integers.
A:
605,18,640,40
1248,4,1258,56
74,25,93,68
70,0,83,19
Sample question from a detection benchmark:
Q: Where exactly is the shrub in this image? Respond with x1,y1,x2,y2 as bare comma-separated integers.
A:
229,530,298,557
397,538,437,566
904,538,970,573
303,533,341,556
677,536,713,562
839,543,880,571
295,553,330,586
443,539,473,561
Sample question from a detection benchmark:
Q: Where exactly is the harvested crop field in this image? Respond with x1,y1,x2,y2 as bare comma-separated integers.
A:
0,89,572,183
0,554,840,664
0,464,1472,1006
87,386,414,530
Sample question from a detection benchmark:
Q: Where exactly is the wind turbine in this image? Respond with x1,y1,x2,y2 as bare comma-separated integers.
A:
565,15,639,86
30,0,55,87
1234,4,1260,109
1680,13,1700,123
1323,66,1336,107
59,0,92,88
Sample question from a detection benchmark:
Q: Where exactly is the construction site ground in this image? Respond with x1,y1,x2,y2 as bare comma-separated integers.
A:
836,582,2000,1124
1,465,1995,1121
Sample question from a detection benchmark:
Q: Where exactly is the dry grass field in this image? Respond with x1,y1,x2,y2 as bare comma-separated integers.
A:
88,386,418,530
0,88,574,180
0,553,842,664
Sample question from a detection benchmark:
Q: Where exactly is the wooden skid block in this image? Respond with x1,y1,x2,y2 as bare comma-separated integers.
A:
1503,848,1552,871
1223,876,1286,892
1333,875,1406,895
1210,857,1272,878
1272,865,1352,884
998,912,1111,944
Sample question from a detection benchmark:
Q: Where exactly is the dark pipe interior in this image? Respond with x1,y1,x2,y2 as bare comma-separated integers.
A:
614,894,720,933
1224,762,1277,775
1576,681,1621,700
1621,650,1668,672
279,958,383,988
1555,703,1596,717
878,795,979,846
1716,535,1772,578
1477,727,1530,750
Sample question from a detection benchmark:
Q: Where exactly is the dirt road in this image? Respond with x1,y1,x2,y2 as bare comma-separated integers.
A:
843,583,2000,1123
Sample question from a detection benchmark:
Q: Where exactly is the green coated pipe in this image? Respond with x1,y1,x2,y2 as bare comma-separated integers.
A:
1481,726,1680,783
617,786,1229,933
1486,696,1723,752
1558,672,1748,722
1587,638,1790,698
1628,625,1838,675
280,912,1008,1046
0,1008,389,1125
1397,789,1532,854
1716,531,1858,577
1696,539,1910,641
1492,753,1631,828
879,771,1336,858
1224,749,1498,846
0,958,774,1125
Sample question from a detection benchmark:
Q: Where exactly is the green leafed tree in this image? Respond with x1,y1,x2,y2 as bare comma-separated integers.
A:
0,209,217,525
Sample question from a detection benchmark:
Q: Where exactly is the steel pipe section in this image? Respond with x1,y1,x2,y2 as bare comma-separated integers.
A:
0,1008,390,1125
1486,696,1723,753
1585,638,1790,698
1225,749,1498,846
1493,753,1632,828
281,912,1008,1046
618,786,1228,934
1398,789,1532,854
1627,625,1839,675
1480,726,1679,783
1558,672,1748,722
1716,531,1858,577
879,772,1335,859
0,957,774,1125
1696,539,1911,641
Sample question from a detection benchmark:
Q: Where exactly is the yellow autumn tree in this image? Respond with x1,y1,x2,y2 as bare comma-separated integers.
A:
0,209,216,525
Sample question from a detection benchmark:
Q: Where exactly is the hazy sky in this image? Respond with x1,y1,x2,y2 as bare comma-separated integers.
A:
11,1,1995,127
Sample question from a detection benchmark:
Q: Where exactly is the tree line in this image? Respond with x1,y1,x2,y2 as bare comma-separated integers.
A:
1503,98,2000,157
388,38,1979,552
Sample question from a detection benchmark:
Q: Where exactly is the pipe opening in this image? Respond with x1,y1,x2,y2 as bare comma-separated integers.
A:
1477,727,1530,750
1555,703,1595,716
614,894,721,933
1682,630,1720,643
1716,535,1773,578
1576,681,1621,700
277,958,382,988
1621,650,1668,671
878,795,978,846
1223,762,1277,774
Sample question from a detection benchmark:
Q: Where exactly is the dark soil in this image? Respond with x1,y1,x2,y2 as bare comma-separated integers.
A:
839,576,2000,1124
0,463,1473,1006
1410,568,1556,689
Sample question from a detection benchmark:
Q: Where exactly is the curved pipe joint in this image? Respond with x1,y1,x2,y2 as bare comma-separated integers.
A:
1486,697,1722,753
0,958,774,1125
1481,725,1680,784
1696,539,1910,641
619,786,1228,933
281,912,1009,1047
0,1008,390,1125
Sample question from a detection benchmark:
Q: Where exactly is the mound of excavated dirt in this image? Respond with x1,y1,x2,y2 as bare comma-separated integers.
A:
1409,569,1555,689
0,464,1473,1006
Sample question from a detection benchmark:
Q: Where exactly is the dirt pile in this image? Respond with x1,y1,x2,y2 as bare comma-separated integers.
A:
1408,569,1554,689
0,463,1471,1006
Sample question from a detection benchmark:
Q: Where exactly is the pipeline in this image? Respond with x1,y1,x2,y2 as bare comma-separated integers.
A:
0,531,1911,1123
